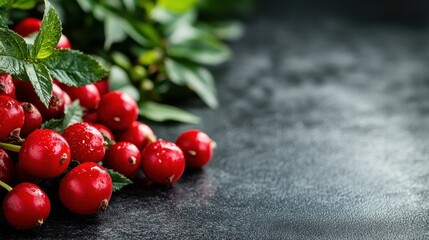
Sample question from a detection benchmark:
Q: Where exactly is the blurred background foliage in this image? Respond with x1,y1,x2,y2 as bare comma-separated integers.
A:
6,0,255,123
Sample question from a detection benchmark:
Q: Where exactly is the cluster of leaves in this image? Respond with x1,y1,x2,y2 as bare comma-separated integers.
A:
48,0,248,123
0,0,107,107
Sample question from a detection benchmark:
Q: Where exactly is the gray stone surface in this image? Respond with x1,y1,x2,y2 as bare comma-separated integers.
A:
4,7,429,240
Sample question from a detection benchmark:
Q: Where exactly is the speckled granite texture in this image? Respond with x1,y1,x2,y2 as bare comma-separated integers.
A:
4,3,429,240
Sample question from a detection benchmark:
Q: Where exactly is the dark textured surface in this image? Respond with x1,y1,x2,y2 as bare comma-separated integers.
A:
5,5,429,240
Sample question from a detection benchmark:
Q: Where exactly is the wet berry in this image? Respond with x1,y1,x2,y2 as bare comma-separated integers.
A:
104,142,141,178
141,139,185,185
0,95,24,142
62,122,105,163
59,162,112,215
3,183,50,230
175,129,214,168
19,129,71,178
98,91,138,130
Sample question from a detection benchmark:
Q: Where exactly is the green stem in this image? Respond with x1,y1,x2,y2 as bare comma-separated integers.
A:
0,142,21,152
0,180,12,192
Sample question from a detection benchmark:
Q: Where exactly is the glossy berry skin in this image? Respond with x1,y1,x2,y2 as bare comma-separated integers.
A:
91,123,115,141
82,111,99,123
175,130,214,168
13,18,41,37
19,129,71,178
59,162,112,215
104,142,141,178
141,140,185,185
0,149,14,184
56,34,71,49
62,122,105,163
117,121,155,150
0,74,16,98
14,81,67,121
94,78,109,96
20,102,42,137
0,95,24,141
3,183,50,230
59,83,100,111
98,91,138,130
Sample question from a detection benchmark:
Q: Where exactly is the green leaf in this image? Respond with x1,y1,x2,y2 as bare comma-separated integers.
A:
61,100,83,129
199,21,245,41
31,0,62,59
168,36,231,65
44,49,107,86
111,52,132,70
109,65,130,90
104,14,127,50
41,100,84,132
0,29,29,79
165,58,218,108
25,62,53,107
157,0,199,13
121,19,161,47
151,6,196,34
0,27,29,60
106,169,133,192
11,0,37,9
140,101,200,124
40,118,62,131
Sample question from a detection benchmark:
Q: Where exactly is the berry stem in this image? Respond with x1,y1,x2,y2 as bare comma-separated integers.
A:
0,179,12,192
0,142,21,152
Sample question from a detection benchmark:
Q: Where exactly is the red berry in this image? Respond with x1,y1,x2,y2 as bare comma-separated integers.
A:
91,123,115,141
59,162,112,215
19,129,71,178
3,183,50,230
117,121,155,150
14,81,67,121
13,18,41,37
98,91,138,130
82,111,99,123
56,34,71,49
141,140,185,185
0,149,14,184
104,142,141,178
94,78,109,96
20,102,42,137
59,83,100,111
175,129,214,168
0,74,16,98
0,95,24,142
62,122,105,163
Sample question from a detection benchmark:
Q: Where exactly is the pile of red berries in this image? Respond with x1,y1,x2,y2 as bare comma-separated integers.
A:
0,18,216,230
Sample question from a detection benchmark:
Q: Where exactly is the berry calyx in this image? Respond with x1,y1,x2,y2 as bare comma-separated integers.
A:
19,129,71,178
103,142,141,178
141,139,185,185
62,122,106,163
59,162,112,215
0,95,24,142
2,182,51,230
175,129,215,168
98,91,138,130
